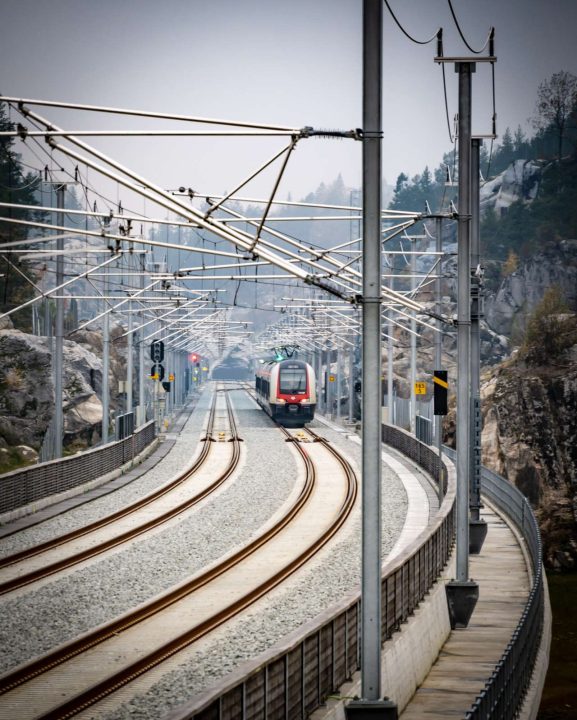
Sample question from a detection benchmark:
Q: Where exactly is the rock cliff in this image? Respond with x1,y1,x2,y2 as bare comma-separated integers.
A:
480,158,542,215
485,240,577,338
0,321,128,470
480,313,577,569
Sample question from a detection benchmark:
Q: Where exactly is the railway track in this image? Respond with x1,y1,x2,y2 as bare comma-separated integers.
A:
0,387,240,596
0,392,358,720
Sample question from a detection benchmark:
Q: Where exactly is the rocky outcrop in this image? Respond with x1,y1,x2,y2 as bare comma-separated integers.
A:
0,331,54,450
480,321,577,570
485,240,577,338
60,338,104,449
480,159,542,215
0,326,121,467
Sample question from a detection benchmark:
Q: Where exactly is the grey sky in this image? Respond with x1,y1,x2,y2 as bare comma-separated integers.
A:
1,0,577,201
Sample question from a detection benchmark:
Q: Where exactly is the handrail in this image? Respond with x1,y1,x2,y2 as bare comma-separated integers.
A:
166,424,456,720
0,421,156,515
443,447,545,719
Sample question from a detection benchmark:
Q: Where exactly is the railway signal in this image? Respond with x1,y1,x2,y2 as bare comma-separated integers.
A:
150,363,164,381
150,340,164,363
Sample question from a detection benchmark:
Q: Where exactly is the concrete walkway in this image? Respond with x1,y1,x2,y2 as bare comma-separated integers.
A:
400,504,531,718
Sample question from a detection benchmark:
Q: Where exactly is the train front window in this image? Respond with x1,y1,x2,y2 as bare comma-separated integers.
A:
279,368,306,394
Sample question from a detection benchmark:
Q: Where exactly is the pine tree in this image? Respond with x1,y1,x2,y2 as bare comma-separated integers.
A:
0,104,43,330
533,71,577,162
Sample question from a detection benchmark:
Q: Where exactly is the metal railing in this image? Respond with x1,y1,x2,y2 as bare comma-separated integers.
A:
167,424,456,720
384,393,436,445
115,411,135,441
415,415,433,445
442,448,545,720
0,421,156,516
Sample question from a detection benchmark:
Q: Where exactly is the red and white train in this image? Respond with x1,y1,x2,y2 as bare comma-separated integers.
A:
255,359,316,427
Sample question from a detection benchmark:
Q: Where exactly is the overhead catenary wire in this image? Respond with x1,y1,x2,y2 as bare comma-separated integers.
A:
15,105,327,288
441,64,455,144
446,0,494,55
383,0,441,45
1,93,460,358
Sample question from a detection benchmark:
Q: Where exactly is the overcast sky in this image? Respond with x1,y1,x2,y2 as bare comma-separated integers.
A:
1,0,577,203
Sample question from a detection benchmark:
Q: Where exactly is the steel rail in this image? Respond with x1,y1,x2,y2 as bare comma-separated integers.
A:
0,389,357,720
169,421,456,720
0,390,224,595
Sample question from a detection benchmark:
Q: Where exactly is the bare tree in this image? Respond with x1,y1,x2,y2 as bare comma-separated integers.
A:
532,71,577,162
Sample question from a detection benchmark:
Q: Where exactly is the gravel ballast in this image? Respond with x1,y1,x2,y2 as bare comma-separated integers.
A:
0,387,298,672
0,386,424,720
101,391,419,720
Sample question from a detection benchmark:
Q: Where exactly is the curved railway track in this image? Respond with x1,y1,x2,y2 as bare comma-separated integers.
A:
0,387,241,596
0,390,358,720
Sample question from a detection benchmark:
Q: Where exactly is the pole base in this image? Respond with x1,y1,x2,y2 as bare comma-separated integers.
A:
345,699,398,719
469,519,488,554
445,580,479,629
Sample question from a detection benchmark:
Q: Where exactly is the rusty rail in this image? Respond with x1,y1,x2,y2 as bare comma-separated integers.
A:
0,394,218,593
0,393,359,719
166,423,456,720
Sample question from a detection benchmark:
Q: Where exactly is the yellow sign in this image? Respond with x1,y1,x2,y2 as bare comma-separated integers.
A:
329,375,335,382
168,373,175,381
414,381,427,395
202,366,208,372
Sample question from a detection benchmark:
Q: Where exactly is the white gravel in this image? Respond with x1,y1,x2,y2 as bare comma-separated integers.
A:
0,385,422,720
0,386,298,672
101,392,417,720
0,391,210,559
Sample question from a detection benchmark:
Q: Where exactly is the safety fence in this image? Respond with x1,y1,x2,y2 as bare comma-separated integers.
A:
167,424,456,720
463,459,544,719
383,394,436,446
0,421,155,515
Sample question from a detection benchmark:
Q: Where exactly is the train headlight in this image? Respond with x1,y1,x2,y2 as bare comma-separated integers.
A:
300,398,310,404
276,398,286,404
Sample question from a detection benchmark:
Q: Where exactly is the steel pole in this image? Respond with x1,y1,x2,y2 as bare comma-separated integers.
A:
444,60,479,631
175,351,180,408
102,259,110,444
327,343,333,418
469,138,488,553
318,348,324,414
456,62,473,582
127,299,133,415
348,339,355,423
435,217,444,505
470,139,481,520
53,184,66,458
361,0,383,702
138,254,146,425
346,2,397,715
336,344,342,422
168,347,174,418
410,239,417,434
387,254,394,426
